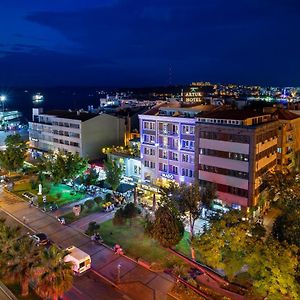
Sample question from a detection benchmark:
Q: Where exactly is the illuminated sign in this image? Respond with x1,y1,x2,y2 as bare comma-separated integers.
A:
161,173,174,180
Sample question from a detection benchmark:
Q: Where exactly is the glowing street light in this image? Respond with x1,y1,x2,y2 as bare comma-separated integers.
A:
0,95,6,112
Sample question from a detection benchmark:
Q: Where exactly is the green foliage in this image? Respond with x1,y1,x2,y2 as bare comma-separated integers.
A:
123,202,138,224
150,206,184,248
246,239,299,299
56,192,62,199
84,167,99,186
193,211,300,298
84,199,95,210
43,151,88,184
94,196,103,205
263,170,300,209
200,182,217,209
85,221,100,235
35,245,74,300
272,208,300,247
105,193,112,202
104,159,123,191
113,208,126,226
0,219,73,298
0,134,27,173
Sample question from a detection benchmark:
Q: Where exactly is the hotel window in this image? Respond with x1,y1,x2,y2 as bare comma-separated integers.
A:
144,160,150,167
144,121,155,130
170,152,178,161
159,163,168,172
159,149,168,159
170,165,178,174
144,147,155,155
150,162,155,169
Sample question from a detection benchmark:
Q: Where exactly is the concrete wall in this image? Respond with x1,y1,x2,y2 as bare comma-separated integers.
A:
82,114,125,159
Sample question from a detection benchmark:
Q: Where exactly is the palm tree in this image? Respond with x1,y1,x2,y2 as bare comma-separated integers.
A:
6,237,40,296
35,245,74,300
0,219,21,269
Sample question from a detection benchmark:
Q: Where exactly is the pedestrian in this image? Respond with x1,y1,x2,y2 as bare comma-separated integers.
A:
22,216,26,223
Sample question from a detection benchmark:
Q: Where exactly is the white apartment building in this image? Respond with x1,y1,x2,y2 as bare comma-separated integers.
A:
29,108,126,159
139,102,213,185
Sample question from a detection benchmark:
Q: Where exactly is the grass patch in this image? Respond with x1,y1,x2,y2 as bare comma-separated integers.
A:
13,180,87,207
98,218,188,270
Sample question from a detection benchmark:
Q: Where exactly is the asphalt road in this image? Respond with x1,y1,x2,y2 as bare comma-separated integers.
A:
0,210,127,300
0,190,174,300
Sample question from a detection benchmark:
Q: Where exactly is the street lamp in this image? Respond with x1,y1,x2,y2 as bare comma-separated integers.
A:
0,95,6,112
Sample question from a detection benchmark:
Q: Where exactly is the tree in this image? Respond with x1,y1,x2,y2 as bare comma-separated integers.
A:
6,237,40,297
46,151,88,184
113,208,126,226
193,211,300,298
201,182,216,210
104,159,123,192
193,211,250,280
149,206,184,248
35,245,73,300
272,207,300,247
0,219,21,272
245,239,299,299
263,170,300,208
85,221,100,235
94,196,103,206
123,202,138,226
176,182,203,260
84,199,95,210
84,167,99,186
0,134,27,174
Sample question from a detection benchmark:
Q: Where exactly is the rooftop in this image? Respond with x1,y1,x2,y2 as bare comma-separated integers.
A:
143,100,214,117
272,109,300,121
201,109,271,120
44,110,98,122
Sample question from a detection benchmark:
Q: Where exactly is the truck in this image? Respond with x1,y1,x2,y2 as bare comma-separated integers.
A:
64,246,91,274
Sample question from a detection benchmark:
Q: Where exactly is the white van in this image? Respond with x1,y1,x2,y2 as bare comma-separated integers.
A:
64,246,91,274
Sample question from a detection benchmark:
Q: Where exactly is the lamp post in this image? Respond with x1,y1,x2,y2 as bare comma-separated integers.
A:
0,95,6,112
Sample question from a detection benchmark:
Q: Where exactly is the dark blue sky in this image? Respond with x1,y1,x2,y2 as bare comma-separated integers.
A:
0,0,299,87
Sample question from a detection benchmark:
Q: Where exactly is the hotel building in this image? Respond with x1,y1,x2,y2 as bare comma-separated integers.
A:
196,110,279,210
29,108,126,159
139,102,213,185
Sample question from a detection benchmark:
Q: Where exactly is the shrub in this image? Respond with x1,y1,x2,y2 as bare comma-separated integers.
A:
105,193,112,202
85,221,100,235
113,208,126,226
84,199,95,210
94,196,103,206
56,192,62,199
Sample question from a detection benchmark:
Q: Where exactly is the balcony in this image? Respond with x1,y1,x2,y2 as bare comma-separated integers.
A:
158,130,178,136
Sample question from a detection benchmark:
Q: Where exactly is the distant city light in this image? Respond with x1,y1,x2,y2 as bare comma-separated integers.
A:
33,93,44,104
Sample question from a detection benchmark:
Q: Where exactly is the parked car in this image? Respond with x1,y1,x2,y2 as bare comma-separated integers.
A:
29,232,49,246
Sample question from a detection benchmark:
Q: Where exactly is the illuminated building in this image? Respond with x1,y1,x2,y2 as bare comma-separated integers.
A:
196,110,279,210
139,101,213,185
29,108,126,159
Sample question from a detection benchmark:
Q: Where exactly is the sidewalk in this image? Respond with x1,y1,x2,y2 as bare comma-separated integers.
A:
0,190,175,300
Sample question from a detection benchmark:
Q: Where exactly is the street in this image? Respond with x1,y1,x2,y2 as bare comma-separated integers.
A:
0,210,126,300
0,190,175,300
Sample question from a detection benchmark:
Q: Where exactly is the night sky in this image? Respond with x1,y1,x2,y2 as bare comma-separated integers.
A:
0,0,299,87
